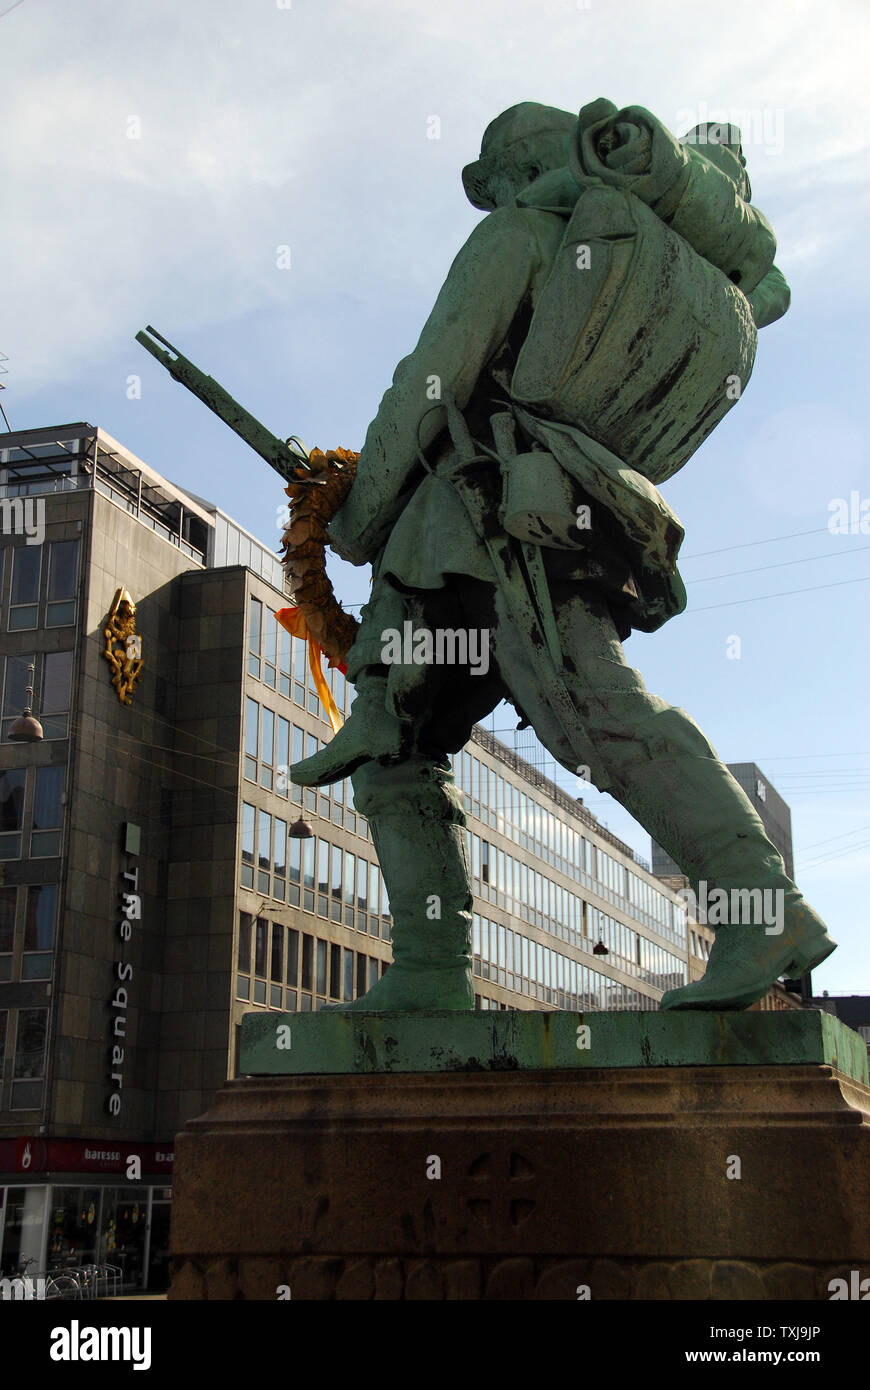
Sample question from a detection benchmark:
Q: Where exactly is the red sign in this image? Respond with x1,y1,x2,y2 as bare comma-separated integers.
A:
0,1138,173,1176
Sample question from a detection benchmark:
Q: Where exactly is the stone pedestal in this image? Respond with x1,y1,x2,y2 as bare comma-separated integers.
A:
169,1012,870,1300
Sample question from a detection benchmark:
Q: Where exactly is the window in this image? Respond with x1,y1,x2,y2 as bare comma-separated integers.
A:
368,863,380,917
286,929,299,987
12,1007,47,1109
316,938,327,995
32,765,64,856
241,803,255,887
46,540,78,626
343,851,355,907
40,651,72,739
237,911,252,970
9,546,41,629
22,883,56,980
1,653,36,741
0,768,26,859
244,698,259,781
273,818,287,900
329,943,341,999
0,886,15,982
248,597,262,677
279,624,292,698
276,716,289,799
260,707,274,789
333,666,346,713
331,846,342,918
263,609,278,689
271,923,284,982
257,810,271,892
301,934,313,992
317,838,329,898
294,634,306,697
302,837,315,891
288,838,301,886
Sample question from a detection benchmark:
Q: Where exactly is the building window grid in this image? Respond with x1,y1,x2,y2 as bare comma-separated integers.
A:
248,594,349,727
238,753,686,1011
243,703,365,841
472,914,660,1012
455,759,682,946
236,915,388,1013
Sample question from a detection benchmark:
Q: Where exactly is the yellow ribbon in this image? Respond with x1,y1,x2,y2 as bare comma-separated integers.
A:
274,607,344,733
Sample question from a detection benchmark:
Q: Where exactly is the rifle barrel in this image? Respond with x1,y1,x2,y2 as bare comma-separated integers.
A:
135,325,311,482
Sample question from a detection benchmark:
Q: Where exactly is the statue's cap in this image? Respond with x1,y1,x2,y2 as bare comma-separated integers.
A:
681,122,752,201
462,102,578,210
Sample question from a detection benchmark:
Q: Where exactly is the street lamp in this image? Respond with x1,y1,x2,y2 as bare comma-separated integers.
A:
9,662,43,742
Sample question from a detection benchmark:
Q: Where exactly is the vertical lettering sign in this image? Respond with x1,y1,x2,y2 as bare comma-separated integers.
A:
107,829,141,1117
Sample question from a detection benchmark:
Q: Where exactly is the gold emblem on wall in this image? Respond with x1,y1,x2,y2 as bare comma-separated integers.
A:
103,588,144,705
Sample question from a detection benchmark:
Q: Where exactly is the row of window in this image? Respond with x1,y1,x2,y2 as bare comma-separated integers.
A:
240,805,686,997
243,701,365,839
236,915,386,1012
467,831,685,980
0,883,56,981
240,811,391,939
690,930,712,960
472,912,681,1007
247,597,351,723
0,539,79,631
588,906,685,986
1,650,72,742
0,1007,47,1111
0,765,65,860
453,748,683,944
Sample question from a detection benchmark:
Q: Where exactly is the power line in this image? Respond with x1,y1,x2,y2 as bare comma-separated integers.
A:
684,574,870,613
690,543,870,585
796,823,870,854
680,526,832,560
799,838,870,871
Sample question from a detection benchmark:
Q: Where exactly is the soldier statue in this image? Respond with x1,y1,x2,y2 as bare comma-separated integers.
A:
289,97,836,1012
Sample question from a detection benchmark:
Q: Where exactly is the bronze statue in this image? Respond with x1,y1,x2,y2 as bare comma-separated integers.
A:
287,98,835,1012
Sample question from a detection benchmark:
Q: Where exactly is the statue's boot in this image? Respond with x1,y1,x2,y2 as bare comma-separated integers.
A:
323,756,475,1011
606,752,836,1010
289,673,408,788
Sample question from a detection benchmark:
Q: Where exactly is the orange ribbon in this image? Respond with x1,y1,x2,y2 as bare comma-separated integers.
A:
275,607,346,733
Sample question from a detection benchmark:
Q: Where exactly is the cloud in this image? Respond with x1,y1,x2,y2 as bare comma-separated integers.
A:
2,0,868,396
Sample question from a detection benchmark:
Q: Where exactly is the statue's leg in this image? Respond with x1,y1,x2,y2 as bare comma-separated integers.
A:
290,575,412,788
491,578,836,1010
314,579,505,1011
327,754,476,1010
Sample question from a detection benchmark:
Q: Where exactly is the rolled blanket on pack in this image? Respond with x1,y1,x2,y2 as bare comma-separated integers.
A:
571,98,776,295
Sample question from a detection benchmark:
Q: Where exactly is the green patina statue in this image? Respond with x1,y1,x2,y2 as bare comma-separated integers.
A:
288,97,836,1012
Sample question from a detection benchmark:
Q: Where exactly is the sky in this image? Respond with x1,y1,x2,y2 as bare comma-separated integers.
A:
1,0,868,994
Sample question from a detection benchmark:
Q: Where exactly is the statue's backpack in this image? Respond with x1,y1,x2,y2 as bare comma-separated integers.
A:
510,181,758,486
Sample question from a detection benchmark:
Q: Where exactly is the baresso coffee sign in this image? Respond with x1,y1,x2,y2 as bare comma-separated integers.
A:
0,1138,174,1176
106,827,142,1118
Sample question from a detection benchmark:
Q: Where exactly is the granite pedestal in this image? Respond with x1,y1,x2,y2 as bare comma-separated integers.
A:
169,1011,870,1300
